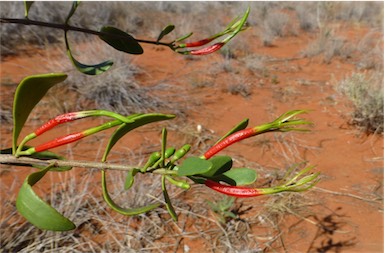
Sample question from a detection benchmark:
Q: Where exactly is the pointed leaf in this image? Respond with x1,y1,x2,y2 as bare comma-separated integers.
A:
215,118,249,145
213,168,257,186
65,32,113,75
177,157,213,177
16,165,76,231
200,156,233,177
102,170,159,215
1,147,71,171
124,168,139,190
12,73,67,154
157,24,175,43
103,113,175,161
175,32,193,42
24,1,34,18
99,26,143,54
162,176,177,221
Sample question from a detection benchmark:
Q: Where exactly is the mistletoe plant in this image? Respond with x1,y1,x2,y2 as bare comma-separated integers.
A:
0,2,320,232
1,1,250,75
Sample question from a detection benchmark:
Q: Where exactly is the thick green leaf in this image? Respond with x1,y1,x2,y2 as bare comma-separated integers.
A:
157,24,175,43
12,73,67,154
200,156,233,177
99,26,143,55
65,32,113,75
102,170,159,215
124,168,139,190
162,176,177,221
1,147,72,171
160,128,167,168
103,113,175,161
215,118,249,145
24,1,34,18
16,165,76,231
213,168,257,186
65,1,80,24
177,157,213,176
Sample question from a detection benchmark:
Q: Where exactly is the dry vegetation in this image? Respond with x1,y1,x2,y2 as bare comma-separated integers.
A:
0,1,383,252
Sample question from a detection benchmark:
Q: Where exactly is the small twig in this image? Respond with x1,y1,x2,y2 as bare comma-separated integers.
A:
0,17,172,47
313,186,382,203
0,154,175,174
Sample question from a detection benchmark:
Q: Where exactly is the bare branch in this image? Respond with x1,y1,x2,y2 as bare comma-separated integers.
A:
0,154,134,171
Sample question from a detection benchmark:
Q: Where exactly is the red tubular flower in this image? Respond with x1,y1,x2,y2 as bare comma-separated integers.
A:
189,42,225,56
184,38,215,48
34,132,85,152
202,110,311,159
203,127,256,159
205,166,319,198
34,112,80,136
205,180,262,197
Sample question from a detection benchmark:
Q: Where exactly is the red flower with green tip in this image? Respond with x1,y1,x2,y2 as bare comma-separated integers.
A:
175,7,250,56
205,166,320,198
202,110,312,159
189,42,225,55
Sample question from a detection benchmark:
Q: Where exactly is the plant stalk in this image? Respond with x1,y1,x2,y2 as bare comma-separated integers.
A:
0,17,172,47
0,154,174,174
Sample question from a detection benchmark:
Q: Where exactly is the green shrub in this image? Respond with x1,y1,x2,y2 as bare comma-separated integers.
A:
337,72,384,133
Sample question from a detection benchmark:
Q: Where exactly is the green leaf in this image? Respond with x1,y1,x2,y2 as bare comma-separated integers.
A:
65,1,80,24
215,118,249,145
200,156,233,177
12,73,67,154
157,24,175,43
162,176,178,221
124,168,139,190
177,157,213,177
1,147,72,171
160,128,167,168
24,1,34,18
213,168,257,186
65,32,113,75
99,26,143,55
102,170,159,215
16,165,76,231
103,113,175,161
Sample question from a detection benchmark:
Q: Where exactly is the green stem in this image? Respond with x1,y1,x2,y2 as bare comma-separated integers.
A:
16,133,37,156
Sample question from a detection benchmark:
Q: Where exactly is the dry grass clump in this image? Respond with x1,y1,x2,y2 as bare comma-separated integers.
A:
294,3,319,32
337,71,384,133
74,70,185,116
301,28,354,63
355,30,384,71
261,11,291,47
227,82,252,98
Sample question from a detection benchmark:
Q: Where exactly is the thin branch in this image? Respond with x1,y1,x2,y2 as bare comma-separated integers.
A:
0,154,177,175
313,186,382,203
0,17,172,47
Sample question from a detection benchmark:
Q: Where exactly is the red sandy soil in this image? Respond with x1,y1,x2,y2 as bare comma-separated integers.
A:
0,23,383,252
